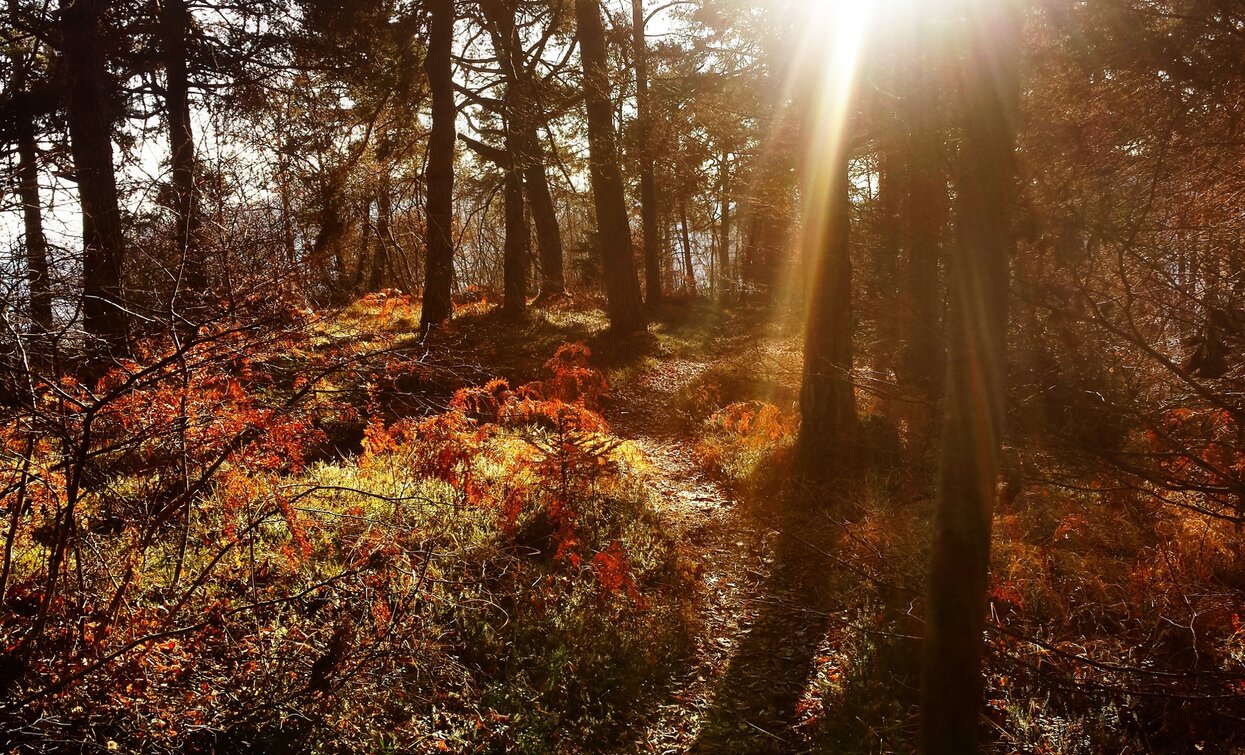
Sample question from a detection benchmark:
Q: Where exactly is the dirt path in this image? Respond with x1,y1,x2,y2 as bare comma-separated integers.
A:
607,348,834,754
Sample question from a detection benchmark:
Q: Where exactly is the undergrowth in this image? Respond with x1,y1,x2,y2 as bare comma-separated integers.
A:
0,331,687,753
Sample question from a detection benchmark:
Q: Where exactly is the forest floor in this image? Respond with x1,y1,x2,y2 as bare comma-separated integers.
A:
575,307,861,753
334,296,921,750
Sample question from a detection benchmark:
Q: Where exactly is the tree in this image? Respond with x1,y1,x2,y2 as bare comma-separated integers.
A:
14,111,53,332
899,19,947,390
499,79,529,318
796,149,858,469
478,0,565,301
575,0,646,334
795,16,860,469
420,0,456,332
61,0,128,358
715,149,732,302
919,1,1022,751
4,6,55,333
475,0,533,317
632,0,661,305
158,0,207,311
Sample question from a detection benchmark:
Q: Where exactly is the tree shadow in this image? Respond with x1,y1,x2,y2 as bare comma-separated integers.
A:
688,500,841,754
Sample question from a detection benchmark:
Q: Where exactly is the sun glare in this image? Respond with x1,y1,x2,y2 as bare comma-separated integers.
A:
785,0,873,118
766,0,875,323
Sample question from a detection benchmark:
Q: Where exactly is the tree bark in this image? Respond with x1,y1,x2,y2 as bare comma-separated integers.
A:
479,0,532,316
632,0,661,305
420,0,456,332
61,0,128,358
159,0,206,309
575,0,646,334
918,2,1021,752
8,22,54,334
309,186,345,293
873,150,900,302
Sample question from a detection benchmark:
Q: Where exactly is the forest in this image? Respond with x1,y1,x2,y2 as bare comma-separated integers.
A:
2,0,1244,752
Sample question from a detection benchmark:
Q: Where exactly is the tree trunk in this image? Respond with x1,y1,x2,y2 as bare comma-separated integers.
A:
420,0,456,331
502,146,529,317
918,3,1021,752
309,187,345,293
716,151,732,303
523,126,565,298
740,114,797,301
61,0,128,358
632,0,661,305
369,187,392,292
16,113,53,332
679,194,695,294
575,0,646,334
480,0,531,316
276,116,297,269
901,88,947,389
481,0,565,300
796,152,857,469
354,196,372,292
159,0,206,309
874,150,900,302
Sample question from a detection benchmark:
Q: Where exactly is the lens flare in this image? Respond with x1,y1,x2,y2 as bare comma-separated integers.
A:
764,1,874,331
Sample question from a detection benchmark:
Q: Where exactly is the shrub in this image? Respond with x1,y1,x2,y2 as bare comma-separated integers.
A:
696,401,796,488
0,341,685,753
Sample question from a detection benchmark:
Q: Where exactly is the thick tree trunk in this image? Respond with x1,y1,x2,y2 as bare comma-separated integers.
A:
159,0,206,308
632,0,661,305
275,117,297,269
309,188,345,292
16,114,53,332
901,95,947,389
918,3,1021,752
796,154,857,469
575,0,646,334
420,0,456,331
61,0,128,358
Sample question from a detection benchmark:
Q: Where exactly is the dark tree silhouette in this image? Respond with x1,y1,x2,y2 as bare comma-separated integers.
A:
797,154,857,469
919,2,1022,751
159,0,206,308
61,0,128,357
899,33,947,390
632,0,661,305
14,104,53,332
420,0,456,332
